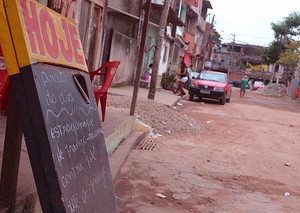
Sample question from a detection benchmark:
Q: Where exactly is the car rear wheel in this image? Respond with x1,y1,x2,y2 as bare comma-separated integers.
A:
189,93,194,101
220,94,226,105
226,91,232,103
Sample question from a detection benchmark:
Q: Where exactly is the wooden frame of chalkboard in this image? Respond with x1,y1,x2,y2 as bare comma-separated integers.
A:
10,63,118,212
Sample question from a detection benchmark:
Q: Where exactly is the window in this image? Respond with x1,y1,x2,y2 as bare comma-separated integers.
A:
179,2,186,23
79,0,91,49
185,16,192,32
163,45,168,63
200,72,226,83
88,6,103,70
78,1,103,70
173,45,180,63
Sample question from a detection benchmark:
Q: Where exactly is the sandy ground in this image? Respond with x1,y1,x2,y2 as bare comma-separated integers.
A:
113,88,300,213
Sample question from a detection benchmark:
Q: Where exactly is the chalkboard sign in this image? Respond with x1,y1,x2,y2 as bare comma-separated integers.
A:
1,0,119,211
19,63,118,212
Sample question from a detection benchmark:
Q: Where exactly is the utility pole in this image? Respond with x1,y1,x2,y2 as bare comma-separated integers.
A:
148,0,173,100
229,34,235,73
130,0,151,115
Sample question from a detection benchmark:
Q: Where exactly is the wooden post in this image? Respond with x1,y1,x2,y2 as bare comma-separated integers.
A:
130,0,151,115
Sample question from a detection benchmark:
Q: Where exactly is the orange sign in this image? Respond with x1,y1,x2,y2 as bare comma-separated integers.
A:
2,0,87,72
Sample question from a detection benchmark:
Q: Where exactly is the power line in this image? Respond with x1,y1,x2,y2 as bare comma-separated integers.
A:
214,22,231,38
214,22,273,46
237,34,273,39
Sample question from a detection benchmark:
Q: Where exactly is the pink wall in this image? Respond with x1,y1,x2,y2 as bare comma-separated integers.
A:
184,53,190,67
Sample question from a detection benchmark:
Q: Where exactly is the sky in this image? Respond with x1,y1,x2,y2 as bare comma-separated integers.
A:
210,0,300,47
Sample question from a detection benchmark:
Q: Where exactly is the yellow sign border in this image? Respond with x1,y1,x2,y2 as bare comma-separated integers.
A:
0,0,20,75
1,0,88,73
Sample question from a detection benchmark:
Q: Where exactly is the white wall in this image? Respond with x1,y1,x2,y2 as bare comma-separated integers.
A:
158,38,170,76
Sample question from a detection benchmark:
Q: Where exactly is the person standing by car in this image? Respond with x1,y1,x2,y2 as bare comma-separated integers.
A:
184,64,193,90
174,62,188,97
248,78,254,92
240,76,248,98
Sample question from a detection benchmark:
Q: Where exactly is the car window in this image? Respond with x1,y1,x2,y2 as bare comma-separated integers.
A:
254,81,263,86
200,72,226,83
190,72,200,79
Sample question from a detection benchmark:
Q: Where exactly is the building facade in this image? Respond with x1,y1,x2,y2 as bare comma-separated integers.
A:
39,0,214,86
182,0,213,71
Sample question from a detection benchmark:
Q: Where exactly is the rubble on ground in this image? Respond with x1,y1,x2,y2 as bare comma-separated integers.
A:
256,83,287,96
107,95,205,135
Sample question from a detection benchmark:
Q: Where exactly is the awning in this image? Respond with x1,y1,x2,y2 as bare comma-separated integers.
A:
151,3,185,27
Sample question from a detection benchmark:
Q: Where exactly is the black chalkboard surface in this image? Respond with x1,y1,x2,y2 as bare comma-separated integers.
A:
17,63,118,212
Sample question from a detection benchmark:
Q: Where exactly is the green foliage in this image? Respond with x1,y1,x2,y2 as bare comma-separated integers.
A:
257,40,284,64
271,12,300,39
277,41,300,68
213,29,222,49
260,12,300,66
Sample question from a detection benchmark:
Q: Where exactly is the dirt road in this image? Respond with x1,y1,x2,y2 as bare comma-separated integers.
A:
114,89,300,213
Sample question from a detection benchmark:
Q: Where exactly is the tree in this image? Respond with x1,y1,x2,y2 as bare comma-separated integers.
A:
271,12,300,40
257,40,284,65
277,41,300,81
277,42,300,67
269,12,300,97
212,29,222,49
258,12,300,83
272,12,300,81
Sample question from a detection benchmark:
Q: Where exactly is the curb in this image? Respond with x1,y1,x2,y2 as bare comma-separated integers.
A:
109,126,150,182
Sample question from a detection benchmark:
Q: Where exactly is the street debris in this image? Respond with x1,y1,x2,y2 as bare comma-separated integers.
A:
177,102,183,106
284,192,291,197
233,175,240,180
285,163,291,167
172,193,191,200
155,193,167,199
149,133,162,138
165,130,172,134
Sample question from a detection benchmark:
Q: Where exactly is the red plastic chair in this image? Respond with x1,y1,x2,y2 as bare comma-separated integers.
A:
90,61,120,122
295,87,300,98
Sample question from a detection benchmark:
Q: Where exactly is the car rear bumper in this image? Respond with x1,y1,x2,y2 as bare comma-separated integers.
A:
189,87,225,100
